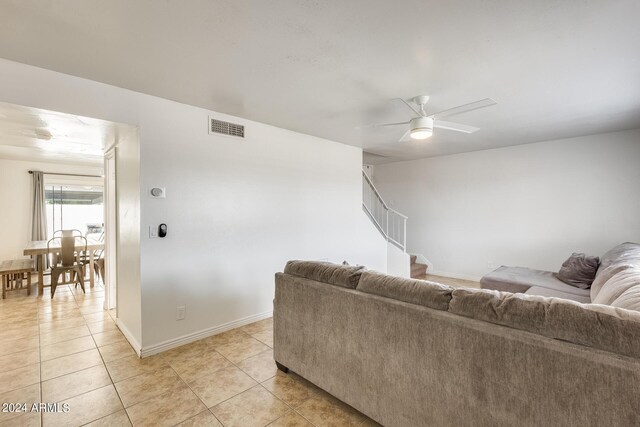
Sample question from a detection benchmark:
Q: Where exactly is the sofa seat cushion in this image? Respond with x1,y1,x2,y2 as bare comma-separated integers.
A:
449,287,640,358
592,267,640,305
283,261,365,289
481,266,590,297
356,271,453,310
524,286,591,304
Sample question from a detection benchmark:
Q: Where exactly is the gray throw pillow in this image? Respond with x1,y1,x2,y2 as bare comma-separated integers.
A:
556,253,600,289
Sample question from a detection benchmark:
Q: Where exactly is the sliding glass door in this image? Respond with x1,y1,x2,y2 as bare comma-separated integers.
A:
45,184,104,238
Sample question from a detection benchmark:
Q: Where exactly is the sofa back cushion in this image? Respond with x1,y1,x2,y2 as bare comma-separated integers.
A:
449,287,640,358
597,242,640,275
283,260,365,289
357,271,453,310
590,263,636,302
611,285,640,311
592,267,640,305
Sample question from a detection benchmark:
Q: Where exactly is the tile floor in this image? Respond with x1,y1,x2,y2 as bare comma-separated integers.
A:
0,279,380,426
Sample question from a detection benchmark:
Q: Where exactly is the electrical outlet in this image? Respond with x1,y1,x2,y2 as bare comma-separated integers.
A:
487,261,497,269
176,306,186,320
149,226,158,238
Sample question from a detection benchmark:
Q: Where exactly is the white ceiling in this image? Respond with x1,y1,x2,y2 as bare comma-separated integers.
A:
0,101,118,165
0,1,639,163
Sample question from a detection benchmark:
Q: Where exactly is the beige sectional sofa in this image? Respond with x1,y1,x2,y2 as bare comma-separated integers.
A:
481,242,640,307
274,260,640,427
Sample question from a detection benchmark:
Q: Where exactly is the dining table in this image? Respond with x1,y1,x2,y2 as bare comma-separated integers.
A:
24,237,104,295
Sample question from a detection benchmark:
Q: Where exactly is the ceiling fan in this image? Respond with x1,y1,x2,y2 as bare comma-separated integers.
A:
366,96,496,141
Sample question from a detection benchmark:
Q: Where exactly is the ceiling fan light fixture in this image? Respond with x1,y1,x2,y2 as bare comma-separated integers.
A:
410,128,433,139
409,116,433,140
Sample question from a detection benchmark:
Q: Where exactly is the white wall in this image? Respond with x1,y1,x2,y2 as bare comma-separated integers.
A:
373,129,640,280
113,129,142,350
0,58,387,352
0,158,103,261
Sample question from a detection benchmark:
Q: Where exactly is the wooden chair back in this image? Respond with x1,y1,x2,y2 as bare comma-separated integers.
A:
46,233,88,269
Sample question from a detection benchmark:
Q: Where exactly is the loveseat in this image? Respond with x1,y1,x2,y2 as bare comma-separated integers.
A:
481,242,640,308
274,260,640,427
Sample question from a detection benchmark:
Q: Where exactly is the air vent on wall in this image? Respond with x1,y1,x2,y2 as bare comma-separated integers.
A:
209,116,245,138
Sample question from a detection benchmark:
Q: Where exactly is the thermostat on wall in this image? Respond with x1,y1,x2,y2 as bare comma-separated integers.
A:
149,187,166,198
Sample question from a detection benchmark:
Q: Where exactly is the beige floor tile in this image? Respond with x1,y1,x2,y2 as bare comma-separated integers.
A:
168,349,231,383
98,340,136,362
188,366,257,408
38,304,79,316
43,384,123,427
239,318,273,335
214,336,270,364
39,325,91,347
0,350,39,372
237,349,277,382
268,411,315,427
42,364,111,402
174,410,222,427
105,354,169,383
251,328,274,347
0,326,39,341
87,320,118,334
211,385,289,427
80,305,106,316
125,384,206,427
39,316,88,332
114,366,185,408
93,330,127,347
84,410,132,426
0,363,40,394
205,329,250,347
0,336,38,358
0,384,40,424
38,309,84,324
41,348,103,381
162,341,210,364
0,411,41,426
41,335,96,361
262,372,318,408
84,311,112,323
295,394,366,427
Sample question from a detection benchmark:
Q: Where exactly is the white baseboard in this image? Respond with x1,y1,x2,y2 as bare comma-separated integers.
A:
139,310,273,358
430,270,482,282
116,318,142,357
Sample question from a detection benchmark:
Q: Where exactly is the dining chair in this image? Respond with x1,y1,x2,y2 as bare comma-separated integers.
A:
47,232,88,298
94,247,105,285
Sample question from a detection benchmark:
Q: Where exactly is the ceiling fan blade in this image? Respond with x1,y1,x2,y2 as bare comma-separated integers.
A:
434,120,480,134
429,98,496,119
356,121,409,130
398,129,411,142
394,98,423,117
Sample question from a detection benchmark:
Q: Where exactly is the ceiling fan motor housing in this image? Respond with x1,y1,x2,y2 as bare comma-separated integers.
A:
411,116,433,130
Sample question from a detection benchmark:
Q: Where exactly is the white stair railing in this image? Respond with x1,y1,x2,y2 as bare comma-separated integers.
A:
362,170,407,251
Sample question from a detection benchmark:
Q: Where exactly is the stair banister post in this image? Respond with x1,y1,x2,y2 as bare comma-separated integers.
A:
403,217,407,252
386,208,389,240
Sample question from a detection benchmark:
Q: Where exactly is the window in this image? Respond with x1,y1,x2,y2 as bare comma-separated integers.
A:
45,184,104,239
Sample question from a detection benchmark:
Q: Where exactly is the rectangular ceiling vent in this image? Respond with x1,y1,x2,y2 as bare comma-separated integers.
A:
209,117,245,139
